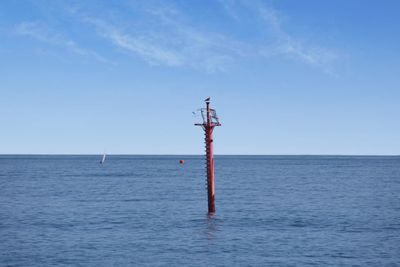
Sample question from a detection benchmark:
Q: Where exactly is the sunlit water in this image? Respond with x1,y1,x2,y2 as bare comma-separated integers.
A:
1,155,399,266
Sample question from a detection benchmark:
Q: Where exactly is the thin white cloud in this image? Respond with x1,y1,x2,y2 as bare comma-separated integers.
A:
217,0,241,20
218,0,340,72
14,21,108,63
15,1,341,73
83,17,184,67
247,1,340,72
79,5,248,73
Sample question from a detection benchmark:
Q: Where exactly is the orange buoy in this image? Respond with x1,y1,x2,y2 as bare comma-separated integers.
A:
179,159,184,164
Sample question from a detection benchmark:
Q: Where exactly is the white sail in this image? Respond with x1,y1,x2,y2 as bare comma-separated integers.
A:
100,153,106,164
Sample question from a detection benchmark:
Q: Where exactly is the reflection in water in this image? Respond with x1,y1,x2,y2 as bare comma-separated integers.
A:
204,212,219,239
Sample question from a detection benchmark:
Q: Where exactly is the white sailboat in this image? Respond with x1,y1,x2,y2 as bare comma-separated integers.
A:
100,153,106,164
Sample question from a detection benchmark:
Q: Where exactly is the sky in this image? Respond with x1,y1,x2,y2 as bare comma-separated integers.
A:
0,0,399,155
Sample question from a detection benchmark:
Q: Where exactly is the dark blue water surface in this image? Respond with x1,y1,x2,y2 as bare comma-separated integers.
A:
1,155,399,266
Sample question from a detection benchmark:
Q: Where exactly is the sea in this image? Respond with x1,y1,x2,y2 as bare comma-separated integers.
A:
1,155,399,266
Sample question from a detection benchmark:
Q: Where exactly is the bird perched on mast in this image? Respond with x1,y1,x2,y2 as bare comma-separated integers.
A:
205,97,210,102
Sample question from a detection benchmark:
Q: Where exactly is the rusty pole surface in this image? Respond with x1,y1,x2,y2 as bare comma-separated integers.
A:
195,98,220,213
205,100,216,213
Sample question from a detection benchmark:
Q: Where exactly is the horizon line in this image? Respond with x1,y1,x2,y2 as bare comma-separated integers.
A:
0,154,399,157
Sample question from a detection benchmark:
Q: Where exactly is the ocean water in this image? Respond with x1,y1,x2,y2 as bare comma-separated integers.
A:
1,155,399,266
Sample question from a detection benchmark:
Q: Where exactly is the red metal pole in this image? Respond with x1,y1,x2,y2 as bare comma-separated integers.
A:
195,98,220,213
205,101,216,213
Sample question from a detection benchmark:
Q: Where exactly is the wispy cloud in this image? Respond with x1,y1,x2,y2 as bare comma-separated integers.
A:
14,21,107,63
254,3,339,72
83,17,184,67
13,1,341,73
218,0,340,72
78,5,248,72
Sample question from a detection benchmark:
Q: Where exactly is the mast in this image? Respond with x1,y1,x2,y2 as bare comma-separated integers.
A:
195,98,221,213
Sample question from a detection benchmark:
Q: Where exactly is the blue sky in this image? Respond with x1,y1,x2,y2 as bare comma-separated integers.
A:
0,0,399,155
